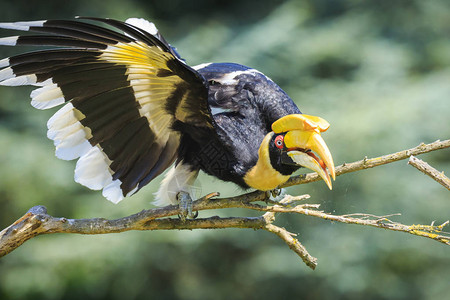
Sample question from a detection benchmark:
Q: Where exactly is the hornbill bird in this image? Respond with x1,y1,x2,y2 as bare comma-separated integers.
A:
0,17,335,214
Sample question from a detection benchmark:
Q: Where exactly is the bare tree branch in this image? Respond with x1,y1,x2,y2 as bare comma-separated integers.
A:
283,139,450,187
265,204,450,246
225,194,450,246
1,139,449,269
408,155,450,190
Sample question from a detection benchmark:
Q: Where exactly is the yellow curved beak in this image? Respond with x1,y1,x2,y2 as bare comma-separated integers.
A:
272,114,335,189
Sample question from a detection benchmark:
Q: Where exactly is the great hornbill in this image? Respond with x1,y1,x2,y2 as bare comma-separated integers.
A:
0,17,335,213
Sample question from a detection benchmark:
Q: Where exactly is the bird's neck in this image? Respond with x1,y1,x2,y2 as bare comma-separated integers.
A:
243,132,290,191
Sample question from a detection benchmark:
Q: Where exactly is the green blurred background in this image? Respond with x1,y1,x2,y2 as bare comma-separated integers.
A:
0,0,449,299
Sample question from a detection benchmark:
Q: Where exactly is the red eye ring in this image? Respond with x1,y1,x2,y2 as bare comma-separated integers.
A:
274,135,284,149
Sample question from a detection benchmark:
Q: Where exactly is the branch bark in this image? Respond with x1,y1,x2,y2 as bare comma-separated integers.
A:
408,155,450,190
1,139,449,269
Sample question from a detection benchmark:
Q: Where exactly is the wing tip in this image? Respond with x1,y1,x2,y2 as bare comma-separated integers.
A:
0,36,18,46
125,18,158,35
0,20,46,31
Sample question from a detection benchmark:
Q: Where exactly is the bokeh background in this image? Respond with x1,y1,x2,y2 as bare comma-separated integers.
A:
0,0,449,299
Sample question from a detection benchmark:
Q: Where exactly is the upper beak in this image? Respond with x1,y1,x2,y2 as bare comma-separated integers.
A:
273,114,335,190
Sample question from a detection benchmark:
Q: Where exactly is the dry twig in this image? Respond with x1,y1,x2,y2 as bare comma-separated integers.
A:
408,155,450,190
283,139,450,187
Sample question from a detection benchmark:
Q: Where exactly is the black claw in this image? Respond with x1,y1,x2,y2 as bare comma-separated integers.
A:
271,188,282,198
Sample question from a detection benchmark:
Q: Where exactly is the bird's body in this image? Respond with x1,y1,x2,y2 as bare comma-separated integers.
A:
0,17,335,207
180,63,301,185
155,62,302,205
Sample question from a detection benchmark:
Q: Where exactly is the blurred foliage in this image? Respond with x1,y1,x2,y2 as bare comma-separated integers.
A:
0,0,449,299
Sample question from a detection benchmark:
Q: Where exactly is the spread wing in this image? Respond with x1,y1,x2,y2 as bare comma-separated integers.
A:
0,17,213,203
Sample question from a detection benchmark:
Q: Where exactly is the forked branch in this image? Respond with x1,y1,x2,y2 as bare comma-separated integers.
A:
1,139,449,269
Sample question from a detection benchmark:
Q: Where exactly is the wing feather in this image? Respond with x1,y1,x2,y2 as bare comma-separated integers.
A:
0,17,212,203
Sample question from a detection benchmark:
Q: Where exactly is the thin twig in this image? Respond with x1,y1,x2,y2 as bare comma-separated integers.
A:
283,139,450,187
258,204,450,246
264,223,318,269
408,155,450,190
260,195,318,269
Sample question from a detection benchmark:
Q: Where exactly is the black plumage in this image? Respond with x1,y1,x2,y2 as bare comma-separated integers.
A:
0,17,335,205
178,63,301,188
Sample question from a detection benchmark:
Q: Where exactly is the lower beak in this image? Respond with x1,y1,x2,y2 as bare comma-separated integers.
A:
283,129,335,190
285,150,333,190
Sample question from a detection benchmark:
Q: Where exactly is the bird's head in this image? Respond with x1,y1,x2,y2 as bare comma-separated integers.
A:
272,114,335,189
244,114,335,191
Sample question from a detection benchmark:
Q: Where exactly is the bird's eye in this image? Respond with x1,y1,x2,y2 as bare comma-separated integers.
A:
274,135,284,149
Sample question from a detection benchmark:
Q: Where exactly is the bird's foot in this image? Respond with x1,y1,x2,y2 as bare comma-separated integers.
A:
265,188,286,205
177,191,198,221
